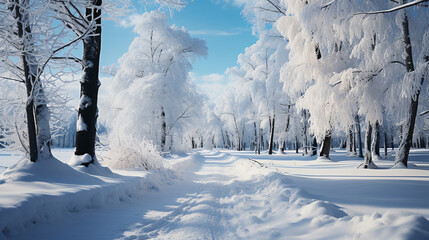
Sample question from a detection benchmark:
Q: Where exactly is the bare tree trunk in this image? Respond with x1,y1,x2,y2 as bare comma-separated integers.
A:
74,0,102,166
12,0,39,162
232,114,241,151
319,131,331,159
371,121,380,159
225,130,231,149
221,129,226,148
363,121,374,168
253,121,258,153
160,106,166,152
34,87,52,157
355,114,363,158
241,124,245,150
280,108,290,153
353,130,357,153
384,130,388,157
347,126,354,154
310,136,317,156
268,114,275,155
395,1,427,167
295,135,299,153
168,133,173,151
302,110,308,155
11,1,53,158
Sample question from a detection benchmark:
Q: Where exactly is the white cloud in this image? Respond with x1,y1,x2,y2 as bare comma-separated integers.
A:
190,72,229,101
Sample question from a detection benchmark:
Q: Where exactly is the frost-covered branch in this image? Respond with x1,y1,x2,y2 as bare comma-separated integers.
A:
37,25,93,81
353,0,428,16
0,76,23,83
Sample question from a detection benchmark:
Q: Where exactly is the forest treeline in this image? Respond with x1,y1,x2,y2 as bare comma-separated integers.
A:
0,0,428,169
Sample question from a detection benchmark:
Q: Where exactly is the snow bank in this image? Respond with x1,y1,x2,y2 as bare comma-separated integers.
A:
166,152,205,176
220,158,429,239
0,156,174,239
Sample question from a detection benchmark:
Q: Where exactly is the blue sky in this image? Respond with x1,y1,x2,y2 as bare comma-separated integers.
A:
99,0,256,100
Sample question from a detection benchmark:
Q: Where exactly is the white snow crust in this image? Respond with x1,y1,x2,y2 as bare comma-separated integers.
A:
0,149,428,239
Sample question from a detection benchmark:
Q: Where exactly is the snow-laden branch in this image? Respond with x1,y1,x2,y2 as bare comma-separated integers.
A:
420,110,429,116
353,0,428,16
37,23,94,81
168,105,192,132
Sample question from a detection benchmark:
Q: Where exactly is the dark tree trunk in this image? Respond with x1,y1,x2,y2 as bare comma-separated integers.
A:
160,106,166,152
74,0,102,166
212,136,215,149
280,107,290,153
241,124,245,150
225,130,231,149
310,136,317,156
347,126,354,154
295,135,299,153
384,130,388,157
395,1,427,167
319,131,331,159
372,121,380,158
363,121,373,168
253,121,258,153
258,128,262,154
302,110,308,155
268,115,275,155
24,78,38,162
221,129,226,148
12,0,38,162
355,114,363,158
353,130,357,153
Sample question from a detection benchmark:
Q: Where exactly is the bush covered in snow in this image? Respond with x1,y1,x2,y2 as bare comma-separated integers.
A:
103,141,164,170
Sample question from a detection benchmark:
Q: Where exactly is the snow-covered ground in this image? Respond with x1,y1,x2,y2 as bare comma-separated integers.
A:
0,148,429,239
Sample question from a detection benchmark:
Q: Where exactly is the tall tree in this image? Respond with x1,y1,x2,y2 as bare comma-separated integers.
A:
1,0,75,161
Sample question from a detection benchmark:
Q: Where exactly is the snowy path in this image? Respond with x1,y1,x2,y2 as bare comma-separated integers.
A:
7,150,429,239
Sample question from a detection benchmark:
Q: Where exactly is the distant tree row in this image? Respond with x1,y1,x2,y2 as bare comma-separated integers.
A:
202,0,428,169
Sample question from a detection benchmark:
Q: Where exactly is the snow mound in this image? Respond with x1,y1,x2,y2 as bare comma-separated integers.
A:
315,156,334,162
391,162,417,169
167,152,205,176
0,155,175,238
69,153,93,166
358,161,378,169
1,157,103,184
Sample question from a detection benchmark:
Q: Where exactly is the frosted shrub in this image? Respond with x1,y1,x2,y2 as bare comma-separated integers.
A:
104,141,163,170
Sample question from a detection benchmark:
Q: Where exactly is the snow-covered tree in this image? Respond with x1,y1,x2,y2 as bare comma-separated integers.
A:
0,0,81,161
104,11,207,164
276,0,428,166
